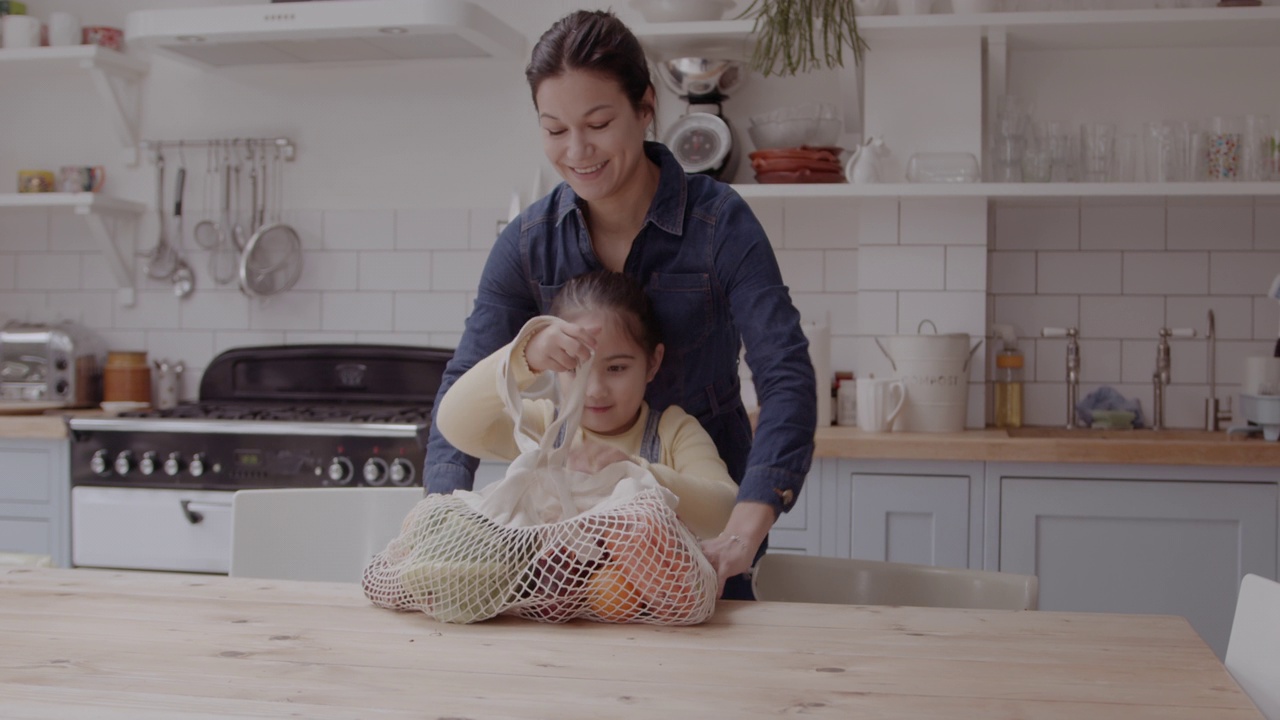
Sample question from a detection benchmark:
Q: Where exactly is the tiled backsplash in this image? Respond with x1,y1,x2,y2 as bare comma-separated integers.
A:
1,196,1277,429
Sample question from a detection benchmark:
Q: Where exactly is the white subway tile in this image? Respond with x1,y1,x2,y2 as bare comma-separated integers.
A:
994,201,1078,251
357,331,433,345
776,251,825,293
0,209,49,252
284,331,357,344
993,295,1078,338
323,210,394,250
856,290,898,337
1167,198,1252,251
1167,296,1253,340
966,383,985,429
857,199,898,246
430,251,488,292
792,293,856,335
1037,251,1122,295
359,251,431,291
115,291,181,329
16,255,80,290
393,292,468,333
1080,200,1164,250
900,198,986,246
823,249,858,293
1210,252,1280,296
148,331,216,370
213,332,285,355
1024,382,1067,427
782,198,859,249
46,292,113,329
742,197,783,247
858,245,945,291
830,335,858,375
469,206,505,250
1083,295,1164,339
49,212,97,252
281,210,325,251
321,292,393,331
0,255,14,290
1162,384,1209,429
293,251,359,291
395,209,469,250
1123,252,1209,295
1255,201,1280,251
97,330,147,352
945,246,986,291
430,332,463,348
1169,337,1208,386
180,291,250,330
1253,296,1280,343
80,253,116,290
898,290,986,340
852,336,895,382
1079,339,1122,385
989,251,1036,294
249,291,323,331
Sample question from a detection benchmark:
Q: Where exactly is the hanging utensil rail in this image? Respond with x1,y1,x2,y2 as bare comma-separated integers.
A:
140,137,296,162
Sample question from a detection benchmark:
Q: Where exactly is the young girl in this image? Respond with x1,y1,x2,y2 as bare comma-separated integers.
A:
435,271,737,541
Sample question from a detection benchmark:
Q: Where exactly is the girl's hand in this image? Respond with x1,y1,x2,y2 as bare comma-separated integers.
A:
701,501,776,597
524,317,599,373
566,436,630,474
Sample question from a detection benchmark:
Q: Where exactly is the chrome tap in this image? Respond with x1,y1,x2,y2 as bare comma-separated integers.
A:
1204,310,1233,432
1042,326,1080,429
1152,326,1196,431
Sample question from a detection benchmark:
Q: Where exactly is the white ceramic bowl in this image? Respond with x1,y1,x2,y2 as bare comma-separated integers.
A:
630,0,735,22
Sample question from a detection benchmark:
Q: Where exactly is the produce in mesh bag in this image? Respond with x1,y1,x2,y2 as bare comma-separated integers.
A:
363,317,717,625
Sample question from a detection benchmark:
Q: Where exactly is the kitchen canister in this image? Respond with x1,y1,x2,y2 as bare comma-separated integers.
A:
103,350,151,404
875,320,982,433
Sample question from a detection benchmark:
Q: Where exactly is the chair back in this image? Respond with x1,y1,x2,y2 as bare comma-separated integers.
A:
0,552,53,568
230,487,423,582
1226,574,1280,720
752,553,1038,611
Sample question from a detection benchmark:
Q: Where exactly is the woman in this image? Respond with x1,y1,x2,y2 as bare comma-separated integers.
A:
425,9,816,599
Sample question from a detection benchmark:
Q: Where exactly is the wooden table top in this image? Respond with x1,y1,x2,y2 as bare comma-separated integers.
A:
0,568,1261,719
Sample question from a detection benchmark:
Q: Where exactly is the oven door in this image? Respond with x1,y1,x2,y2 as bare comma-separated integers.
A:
72,486,233,573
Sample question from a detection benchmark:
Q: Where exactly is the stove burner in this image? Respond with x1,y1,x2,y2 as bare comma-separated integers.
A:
123,403,432,425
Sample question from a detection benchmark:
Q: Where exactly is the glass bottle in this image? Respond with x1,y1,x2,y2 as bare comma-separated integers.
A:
994,346,1024,429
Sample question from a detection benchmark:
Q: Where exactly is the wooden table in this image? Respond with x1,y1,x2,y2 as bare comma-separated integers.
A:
0,568,1261,719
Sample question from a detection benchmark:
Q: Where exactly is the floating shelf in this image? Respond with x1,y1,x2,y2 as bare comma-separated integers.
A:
731,182,1280,200
0,193,145,307
0,45,148,159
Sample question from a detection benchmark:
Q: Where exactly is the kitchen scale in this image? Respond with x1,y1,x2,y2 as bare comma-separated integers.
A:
657,58,745,181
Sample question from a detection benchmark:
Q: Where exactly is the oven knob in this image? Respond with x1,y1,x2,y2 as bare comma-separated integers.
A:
189,453,207,478
89,449,111,476
113,450,134,475
163,453,184,476
327,457,354,485
138,451,159,476
362,458,389,486
388,458,415,487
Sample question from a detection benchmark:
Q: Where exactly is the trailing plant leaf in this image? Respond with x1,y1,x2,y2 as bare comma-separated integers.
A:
739,0,868,77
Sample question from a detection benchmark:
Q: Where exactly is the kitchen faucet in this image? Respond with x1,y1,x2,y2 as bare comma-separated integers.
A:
1152,326,1196,431
1042,326,1080,429
1204,310,1232,432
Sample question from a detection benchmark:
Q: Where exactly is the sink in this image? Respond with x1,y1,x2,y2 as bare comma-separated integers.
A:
1005,427,1233,442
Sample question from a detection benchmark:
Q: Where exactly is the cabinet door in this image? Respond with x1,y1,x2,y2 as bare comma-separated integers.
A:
0,440,70,566
848,471,973,568
1000,477,1277,659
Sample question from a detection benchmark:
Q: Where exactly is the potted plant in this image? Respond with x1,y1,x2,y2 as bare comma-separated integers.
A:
739,0,869,77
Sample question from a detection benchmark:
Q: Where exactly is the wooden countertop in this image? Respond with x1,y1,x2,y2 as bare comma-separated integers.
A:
0,567,1260,719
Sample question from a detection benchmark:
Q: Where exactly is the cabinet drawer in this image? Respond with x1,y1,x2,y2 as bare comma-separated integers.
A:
0,516,52,555
0,448,54,503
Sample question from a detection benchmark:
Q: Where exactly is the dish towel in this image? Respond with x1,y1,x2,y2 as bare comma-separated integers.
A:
1076,386,1144,429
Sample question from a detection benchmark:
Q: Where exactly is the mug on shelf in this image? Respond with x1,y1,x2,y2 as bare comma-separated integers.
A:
17,170,55,193
2,13,40,49
47,11,80,47
856,377,907,433
81,25,124,51
59,165,105,193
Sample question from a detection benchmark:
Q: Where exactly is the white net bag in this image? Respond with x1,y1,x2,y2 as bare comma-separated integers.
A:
364,318,719,625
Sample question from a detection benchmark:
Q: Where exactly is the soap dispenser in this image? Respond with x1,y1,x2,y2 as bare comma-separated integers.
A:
992,324,1024,429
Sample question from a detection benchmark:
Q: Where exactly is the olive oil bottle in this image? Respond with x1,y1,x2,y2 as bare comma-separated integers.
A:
993,326,1024,429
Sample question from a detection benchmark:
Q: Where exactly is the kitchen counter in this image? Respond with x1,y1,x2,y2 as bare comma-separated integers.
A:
0,567,1261,719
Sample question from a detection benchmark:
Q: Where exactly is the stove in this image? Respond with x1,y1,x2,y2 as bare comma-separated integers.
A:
67,344,452,573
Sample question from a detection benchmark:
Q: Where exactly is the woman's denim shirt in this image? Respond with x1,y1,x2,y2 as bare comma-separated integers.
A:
425,142,816,515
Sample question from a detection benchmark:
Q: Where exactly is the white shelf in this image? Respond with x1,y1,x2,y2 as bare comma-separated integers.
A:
634,7,1280,61
0,45,148,158
0,193,145,306
731,182,1280,200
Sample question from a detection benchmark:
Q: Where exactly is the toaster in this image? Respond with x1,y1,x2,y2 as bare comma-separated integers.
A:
0,322,100,406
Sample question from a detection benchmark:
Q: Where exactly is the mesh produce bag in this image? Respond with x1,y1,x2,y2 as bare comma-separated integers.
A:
363,318,718,625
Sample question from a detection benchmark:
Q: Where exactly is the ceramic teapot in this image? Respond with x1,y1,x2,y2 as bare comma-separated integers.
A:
846,137,887,184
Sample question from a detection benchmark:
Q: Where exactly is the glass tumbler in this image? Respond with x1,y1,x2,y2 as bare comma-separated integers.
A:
1143,121,1181,183
1080,122,1116,182
1206,116,1241,181
1243,114,1271,181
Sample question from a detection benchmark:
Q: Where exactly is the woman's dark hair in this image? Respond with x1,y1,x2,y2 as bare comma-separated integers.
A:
525,10,654,117
551,271,662,356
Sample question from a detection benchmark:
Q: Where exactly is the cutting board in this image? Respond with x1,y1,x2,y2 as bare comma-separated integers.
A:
0,402,67,416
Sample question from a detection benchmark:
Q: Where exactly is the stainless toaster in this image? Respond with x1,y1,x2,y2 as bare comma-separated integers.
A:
0,322,100,406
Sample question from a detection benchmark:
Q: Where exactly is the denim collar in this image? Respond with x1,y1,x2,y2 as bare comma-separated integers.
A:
553,142,687,236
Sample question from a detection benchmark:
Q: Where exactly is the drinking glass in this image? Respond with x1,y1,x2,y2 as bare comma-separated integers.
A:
1143,121,1181,182
1080,122,1116,182
1021,124,1052,182
1206,116,1241,181
1112,132,1137,182
1243,114,1271,181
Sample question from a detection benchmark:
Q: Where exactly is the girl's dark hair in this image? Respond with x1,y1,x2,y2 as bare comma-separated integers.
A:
525,10,654,117
550,271,662,356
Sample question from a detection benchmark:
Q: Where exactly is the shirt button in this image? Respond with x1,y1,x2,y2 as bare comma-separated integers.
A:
775,488,795,508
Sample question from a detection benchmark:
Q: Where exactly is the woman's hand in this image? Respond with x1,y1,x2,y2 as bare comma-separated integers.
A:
566,436,631,474
524,318,599,373
701,501,777,597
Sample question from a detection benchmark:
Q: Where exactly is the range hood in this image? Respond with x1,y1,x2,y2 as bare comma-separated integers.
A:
125,0,526,67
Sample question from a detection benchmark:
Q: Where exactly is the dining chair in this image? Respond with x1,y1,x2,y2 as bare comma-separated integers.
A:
1225,574,1280,720
751,553,1039,611
230,487,424,583
0,552,53,568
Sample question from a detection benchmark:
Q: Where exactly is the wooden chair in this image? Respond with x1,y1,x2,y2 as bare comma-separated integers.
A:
230,487,423,583
0,552,52,568
1225,574,1280,720
751,553,1038,611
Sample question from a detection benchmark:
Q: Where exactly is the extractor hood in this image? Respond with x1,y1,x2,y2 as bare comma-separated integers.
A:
125,0,526,67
